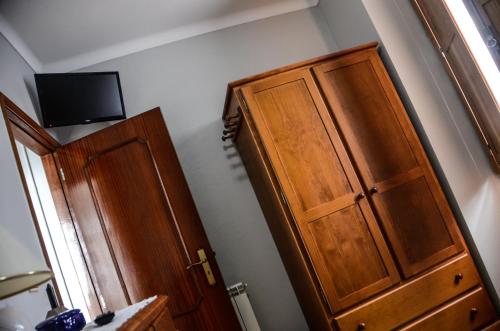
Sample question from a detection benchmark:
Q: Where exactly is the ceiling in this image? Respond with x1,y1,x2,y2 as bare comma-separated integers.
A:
0,0,317,72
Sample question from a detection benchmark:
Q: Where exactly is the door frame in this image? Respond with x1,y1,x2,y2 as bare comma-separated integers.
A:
1,92,60,296
0,92,99,314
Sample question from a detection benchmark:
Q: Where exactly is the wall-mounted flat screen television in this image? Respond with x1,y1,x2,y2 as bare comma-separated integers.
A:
35,71,126,128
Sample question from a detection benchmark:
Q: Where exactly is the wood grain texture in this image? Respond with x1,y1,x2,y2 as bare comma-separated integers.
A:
0,92,60,152
251,78,352,212
334,254,480,330
314,50,464,277
222,42,379,120
57,109,240,330
222,44,498,330
399,287,496,331
482,320,500,330
84,139,202,312
149,307,177,331
235,113,332,330
118,296,176,331
307,206,393,301
241,69,399,312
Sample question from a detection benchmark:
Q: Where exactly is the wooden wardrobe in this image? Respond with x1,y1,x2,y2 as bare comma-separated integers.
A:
221,43,499,330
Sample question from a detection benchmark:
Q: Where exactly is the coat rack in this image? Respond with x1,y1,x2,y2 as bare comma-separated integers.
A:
222,108,242,142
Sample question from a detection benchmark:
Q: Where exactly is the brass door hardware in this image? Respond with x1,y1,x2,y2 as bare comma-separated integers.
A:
187,249,217,286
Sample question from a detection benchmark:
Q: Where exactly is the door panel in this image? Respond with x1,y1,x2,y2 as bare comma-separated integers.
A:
316,60,419,184
308,205,392,300
241,69,400,312
56,109,240,330
378,177,453,265
314,51,464,277
252,79,353,212
85,139,201,313
57,142,129,311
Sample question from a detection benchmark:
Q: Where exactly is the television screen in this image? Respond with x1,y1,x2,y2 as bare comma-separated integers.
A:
35,72,126,128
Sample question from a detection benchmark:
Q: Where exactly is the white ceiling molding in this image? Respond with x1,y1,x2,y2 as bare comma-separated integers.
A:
0,13,43,72
2,0,318,73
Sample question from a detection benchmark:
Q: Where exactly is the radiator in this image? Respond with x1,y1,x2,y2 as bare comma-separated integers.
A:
227,283,261,331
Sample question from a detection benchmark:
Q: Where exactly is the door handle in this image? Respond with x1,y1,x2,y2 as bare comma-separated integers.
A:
186,249,217,286
186,258,206,269
355,192,366,201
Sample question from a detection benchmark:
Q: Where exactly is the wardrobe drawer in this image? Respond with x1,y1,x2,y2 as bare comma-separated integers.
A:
334,254,479,330
399,287,496,331
482,321,500,330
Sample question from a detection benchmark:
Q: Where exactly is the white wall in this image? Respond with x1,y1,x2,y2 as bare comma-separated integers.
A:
319,0,500,304
49,8,337,331
0,33,52,329
319,0,378,47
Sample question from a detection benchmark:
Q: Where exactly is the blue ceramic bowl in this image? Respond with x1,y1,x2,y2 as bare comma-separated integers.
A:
35,309,86,331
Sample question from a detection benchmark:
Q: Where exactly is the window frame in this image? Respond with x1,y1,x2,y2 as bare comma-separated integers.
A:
465,0,500,69
412,0,500,173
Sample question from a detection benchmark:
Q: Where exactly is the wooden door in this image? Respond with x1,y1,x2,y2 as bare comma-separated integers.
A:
313,50,464,278
241,69,400,312
55,109,240,331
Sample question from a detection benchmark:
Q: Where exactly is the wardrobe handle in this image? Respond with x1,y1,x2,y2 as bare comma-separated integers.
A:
357,322,366,330
369,186,378,194
454,273,464,284
470,307,479,320
355,192,365,201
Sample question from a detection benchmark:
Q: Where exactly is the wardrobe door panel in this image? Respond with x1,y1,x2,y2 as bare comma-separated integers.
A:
322,60,418,183
250,78,352,213
240,69,400,312
308,205,392,300
314,51,464,277
379,177,454,265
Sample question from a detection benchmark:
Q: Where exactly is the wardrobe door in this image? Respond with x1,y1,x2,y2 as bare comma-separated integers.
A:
314,50,464,278
240,69,400,312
